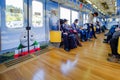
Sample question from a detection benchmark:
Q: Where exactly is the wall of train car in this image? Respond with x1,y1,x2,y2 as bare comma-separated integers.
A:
0,0,49,53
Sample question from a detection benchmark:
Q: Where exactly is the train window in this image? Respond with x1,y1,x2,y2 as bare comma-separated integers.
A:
83,14,88,24
6,0,23,28
32,1,43,27
72,11,79,23
60,7,70,25
116,18,119,22
83,14,86,24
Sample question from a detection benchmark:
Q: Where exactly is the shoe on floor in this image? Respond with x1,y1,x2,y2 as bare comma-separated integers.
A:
107,55,119,63
103,40,108,43
64,48,70,52
108,53,113,57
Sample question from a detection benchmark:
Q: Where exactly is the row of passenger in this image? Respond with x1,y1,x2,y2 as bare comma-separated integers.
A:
59,19,82,51
59,18,106,51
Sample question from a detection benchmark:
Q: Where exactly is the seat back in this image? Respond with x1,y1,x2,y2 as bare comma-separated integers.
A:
50,31,61,42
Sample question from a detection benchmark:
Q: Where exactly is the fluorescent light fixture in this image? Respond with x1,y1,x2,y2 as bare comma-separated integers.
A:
86,0,92,4
115,2,117,6
93,5,97,9
98,9,101,11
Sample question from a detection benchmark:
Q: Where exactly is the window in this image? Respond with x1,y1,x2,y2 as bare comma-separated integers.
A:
116,18,119,22
83,14,88,24
60,7,70,25
6,0,23,28
83,14,86,24
72,10,79,23
32,1,43,27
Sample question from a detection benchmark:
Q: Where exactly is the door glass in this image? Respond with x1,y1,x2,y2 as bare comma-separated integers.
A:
72,10,79,23
60,7,70,25
6,0,23,28
32,1,43,27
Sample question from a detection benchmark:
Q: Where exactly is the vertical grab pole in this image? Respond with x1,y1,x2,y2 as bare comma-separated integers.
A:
26,0,31,53
57,0,60,31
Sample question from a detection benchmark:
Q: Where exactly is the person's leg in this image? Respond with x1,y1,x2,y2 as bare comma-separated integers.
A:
101,26,105,32
110,38,119,56
75,34,82,46
63,34,70,51
91,24,97,39
107,34,112,42
108,38,120,63
59,41,63,47
86,24,91,40
78,30,83,40
103,34,112,43
80,30,85,41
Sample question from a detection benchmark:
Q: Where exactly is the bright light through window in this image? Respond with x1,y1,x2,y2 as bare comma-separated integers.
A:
32,1,43,27
72,11,78,23
60,7,70,25
83,14,88,24
6,0,23,28
83,14,86,24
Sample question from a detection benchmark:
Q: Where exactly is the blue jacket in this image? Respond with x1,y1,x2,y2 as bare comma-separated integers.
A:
71,23,77,30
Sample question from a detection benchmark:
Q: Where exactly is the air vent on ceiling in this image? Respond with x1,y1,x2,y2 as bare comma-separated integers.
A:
101,2,109,9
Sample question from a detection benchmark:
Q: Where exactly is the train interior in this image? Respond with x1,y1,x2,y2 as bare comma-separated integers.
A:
0,0,120,80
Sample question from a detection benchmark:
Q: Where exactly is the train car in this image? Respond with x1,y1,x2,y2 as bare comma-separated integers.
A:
0,0,120,80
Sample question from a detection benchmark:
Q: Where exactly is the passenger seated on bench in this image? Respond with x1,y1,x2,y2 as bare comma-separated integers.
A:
60,19,78,51
81,23,93,41
71,19,82,46
103,25,118,43
78,25,87,42
59,19,65,47
95,21,101,34
60,19,70,51
108,27,120,60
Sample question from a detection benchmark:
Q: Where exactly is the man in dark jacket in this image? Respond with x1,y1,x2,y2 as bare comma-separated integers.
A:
103,25,118,43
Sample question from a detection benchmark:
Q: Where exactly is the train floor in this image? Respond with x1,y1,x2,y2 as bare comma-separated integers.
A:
0,33,120,80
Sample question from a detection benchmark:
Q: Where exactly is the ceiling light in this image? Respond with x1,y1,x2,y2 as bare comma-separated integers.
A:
93,5,97,9
86,0,92,4
115,2,117,6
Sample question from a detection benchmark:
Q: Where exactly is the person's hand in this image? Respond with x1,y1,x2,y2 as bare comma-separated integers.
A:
63,32,68,35
73,30,77,33
115,27,120,31
89,24,91,26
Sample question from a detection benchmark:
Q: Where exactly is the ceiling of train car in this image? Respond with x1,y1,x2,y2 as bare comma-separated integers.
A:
50,0,117,16
86,0,116,15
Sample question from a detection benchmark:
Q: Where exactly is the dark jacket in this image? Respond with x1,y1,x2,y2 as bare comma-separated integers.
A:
112,31,120,39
